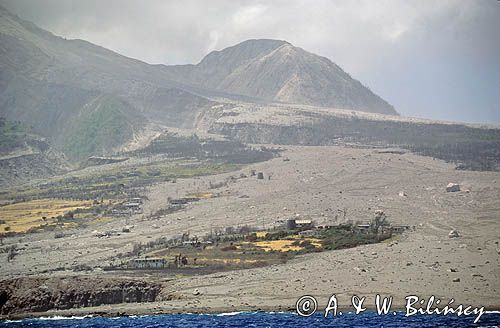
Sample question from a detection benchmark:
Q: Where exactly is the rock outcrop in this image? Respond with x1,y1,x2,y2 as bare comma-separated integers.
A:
81,156,129,168
0,276,162,315
446,183,461,192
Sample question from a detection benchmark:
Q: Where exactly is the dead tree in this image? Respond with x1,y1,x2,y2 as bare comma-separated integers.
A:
370,210,389,234
7,245,17,262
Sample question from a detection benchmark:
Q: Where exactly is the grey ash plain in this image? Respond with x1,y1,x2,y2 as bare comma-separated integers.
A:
0,5,499,318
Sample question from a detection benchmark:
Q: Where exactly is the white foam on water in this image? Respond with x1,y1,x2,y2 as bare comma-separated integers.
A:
35,315,94,320
216,311,243,316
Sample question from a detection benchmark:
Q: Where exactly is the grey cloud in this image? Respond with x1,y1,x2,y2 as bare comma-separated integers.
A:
1,0,499,123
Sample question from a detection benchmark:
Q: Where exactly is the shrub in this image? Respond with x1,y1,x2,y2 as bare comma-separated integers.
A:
221,245,237,251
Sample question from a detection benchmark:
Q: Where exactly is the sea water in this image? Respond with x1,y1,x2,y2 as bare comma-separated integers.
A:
1,311,500,327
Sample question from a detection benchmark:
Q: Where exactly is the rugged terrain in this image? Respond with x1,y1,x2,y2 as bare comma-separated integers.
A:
166,39,397,115
0,5,499,320
0,118,70,186
1,5,396,168
1,145,499,317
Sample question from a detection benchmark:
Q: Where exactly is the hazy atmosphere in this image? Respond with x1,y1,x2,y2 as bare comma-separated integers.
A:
1,1,500,324
1,0,499,124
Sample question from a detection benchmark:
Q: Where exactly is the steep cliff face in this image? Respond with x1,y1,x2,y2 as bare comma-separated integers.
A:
208,108,500,171
0,277,163,315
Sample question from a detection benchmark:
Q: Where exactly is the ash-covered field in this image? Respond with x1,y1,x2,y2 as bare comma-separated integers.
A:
1,141,499,317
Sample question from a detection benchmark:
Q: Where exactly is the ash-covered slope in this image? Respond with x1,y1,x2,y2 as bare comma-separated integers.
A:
169,39,397,115
0,6,216,160
0,118,70,186
0,6,397,164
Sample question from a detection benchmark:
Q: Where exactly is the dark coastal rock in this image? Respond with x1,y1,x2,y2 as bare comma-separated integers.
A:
0,277,162,315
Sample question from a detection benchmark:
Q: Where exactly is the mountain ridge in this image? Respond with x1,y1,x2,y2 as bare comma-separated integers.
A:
0,6,218,160
0,6,397,163
164,39,397,115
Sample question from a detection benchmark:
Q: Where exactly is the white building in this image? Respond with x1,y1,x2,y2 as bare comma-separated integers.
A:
129,258,166,269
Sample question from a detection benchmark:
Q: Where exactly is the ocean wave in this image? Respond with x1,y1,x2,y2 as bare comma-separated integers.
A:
33,315,94,321
216,311,243,316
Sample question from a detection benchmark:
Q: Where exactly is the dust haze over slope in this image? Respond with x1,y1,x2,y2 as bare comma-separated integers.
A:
0,4,500,321
0,5,498,179
1,6,398,165
166,39,397,115
0,6,217,160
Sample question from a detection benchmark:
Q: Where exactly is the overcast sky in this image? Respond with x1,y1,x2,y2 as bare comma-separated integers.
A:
1,0,499,124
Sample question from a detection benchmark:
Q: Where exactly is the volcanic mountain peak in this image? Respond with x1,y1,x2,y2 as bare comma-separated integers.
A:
0,6,398,165
176,39,397,115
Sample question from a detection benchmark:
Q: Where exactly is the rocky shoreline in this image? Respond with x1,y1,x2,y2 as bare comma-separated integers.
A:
2,298,499,321
2,274,500,321
0,276,166,317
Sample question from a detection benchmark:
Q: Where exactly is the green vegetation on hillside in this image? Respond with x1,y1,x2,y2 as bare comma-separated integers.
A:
0,159,242,236
0,118,28,154
116,220,392,274
63,96,135,161
2,159,241,202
